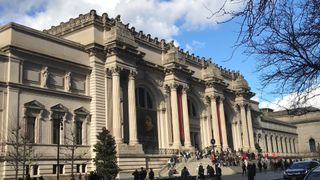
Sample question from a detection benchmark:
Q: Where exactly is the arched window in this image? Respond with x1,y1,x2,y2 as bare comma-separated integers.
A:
309,138,316,152
136,87,153,109
187,99,197,118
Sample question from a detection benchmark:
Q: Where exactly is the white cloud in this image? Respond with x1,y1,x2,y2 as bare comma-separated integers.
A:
0,0,245,40
258,85,320,110
185,40,206,53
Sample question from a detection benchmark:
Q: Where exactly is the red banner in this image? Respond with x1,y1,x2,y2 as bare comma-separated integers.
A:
177,90,185,142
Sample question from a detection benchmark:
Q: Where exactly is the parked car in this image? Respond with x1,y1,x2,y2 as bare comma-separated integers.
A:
283,160,319,180
304,166,320,180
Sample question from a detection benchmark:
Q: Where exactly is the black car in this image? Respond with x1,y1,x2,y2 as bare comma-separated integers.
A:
304,166,320,180
283,160,319,180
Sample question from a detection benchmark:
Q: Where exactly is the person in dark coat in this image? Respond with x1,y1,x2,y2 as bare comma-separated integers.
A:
216,165,222,180
132,169,139,180
198,164,205,180
139,167,147,180
247,162,257,180
181,166,190,180
258,160,263,173
207,165,215,178
148,168,154,180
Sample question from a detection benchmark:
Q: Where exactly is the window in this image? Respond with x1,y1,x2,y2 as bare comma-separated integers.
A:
187,99,197,118
26,165,30,175
33,165,39,175
52,120,59,144
76,164,81,173
309,138,316,152
136,87,153,109
26,117,36,143
53,165,56,174
76,121,83,145
82,164,86,173
53,164,64,174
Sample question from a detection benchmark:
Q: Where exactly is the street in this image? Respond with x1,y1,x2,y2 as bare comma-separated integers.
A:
222,171,284,180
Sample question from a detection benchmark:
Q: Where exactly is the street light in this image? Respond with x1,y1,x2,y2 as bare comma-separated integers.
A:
51,105,66,180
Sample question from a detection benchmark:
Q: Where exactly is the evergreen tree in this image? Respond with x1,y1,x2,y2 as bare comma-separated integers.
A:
93,127,119,179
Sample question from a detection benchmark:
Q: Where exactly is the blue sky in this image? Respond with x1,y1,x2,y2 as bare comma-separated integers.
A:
1,0,313,109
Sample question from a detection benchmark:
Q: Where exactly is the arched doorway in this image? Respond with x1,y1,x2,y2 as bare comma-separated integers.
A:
135,86,158,153
309,138,316,152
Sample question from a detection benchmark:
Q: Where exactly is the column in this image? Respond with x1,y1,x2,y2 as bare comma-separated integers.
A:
181,87,191,148
170,84,181,148
240,104,249,150
232,122,239,150
210,96,221,148
128,71,138,145
279,137,283,154
267,135,272,153
246,106,255,150
112,67,122,144
205,100,212,147
218,97,228,150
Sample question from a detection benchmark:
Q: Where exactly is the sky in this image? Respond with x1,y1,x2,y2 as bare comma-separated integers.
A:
0,0,318,110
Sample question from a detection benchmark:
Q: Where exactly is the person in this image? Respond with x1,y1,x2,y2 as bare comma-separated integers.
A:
216,164,222,180
207,164,215,178
247,162,257,180
78,173,82,180
139,167,147,180
242,161,247,176
198,163,205,180
263,161,267,173
148,168,154,180
258,160,262,173
181,166,190,180
132,169,139,180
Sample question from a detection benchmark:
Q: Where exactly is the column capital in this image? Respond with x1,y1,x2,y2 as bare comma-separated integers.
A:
182,85,189,94
128,70,137,80
109,66,122,75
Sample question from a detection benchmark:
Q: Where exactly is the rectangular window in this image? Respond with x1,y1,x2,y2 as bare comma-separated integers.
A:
53,165,56,174
76,164,81,173
26,165,30,175
82,164,86,173
33,165,39,175
52,121,59,144
59,165,64,174
26,117,36,143
76,121,83,145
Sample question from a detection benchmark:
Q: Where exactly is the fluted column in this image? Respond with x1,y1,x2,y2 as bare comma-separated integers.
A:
170,84,181,148
128,71,138,145
218,97,228,150
112,67,122,143
210,96,221,148
181,86,191,148
232,122,239,150
239,104,249,150
246,105,255,150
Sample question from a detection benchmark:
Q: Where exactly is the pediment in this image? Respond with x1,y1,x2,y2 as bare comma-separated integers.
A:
74,107,90,115
24,100,45,110
50,103,68,112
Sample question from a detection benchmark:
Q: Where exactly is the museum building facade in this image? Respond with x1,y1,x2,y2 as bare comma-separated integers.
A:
0,10,317,178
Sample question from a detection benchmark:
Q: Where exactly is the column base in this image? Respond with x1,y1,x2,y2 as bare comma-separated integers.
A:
116,143,144,155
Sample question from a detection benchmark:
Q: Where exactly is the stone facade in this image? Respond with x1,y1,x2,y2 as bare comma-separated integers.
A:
0,10,319,179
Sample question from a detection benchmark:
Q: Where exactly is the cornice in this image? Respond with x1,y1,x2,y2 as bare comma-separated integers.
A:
0,22,85,51
2,45,92,72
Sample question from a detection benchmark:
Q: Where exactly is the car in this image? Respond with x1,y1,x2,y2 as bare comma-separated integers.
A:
283,160,319,180
304,166,320,180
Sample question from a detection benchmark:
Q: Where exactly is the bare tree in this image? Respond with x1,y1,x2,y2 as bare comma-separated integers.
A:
6,125,41,179
206,0,320,107
62,125,89,178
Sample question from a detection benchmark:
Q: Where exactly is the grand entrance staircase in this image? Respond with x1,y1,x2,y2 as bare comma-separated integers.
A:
158,157,242,178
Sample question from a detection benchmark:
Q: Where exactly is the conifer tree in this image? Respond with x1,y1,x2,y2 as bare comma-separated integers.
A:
93,127,119,179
